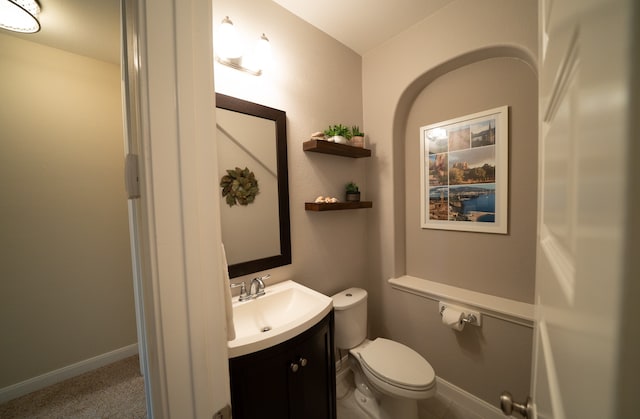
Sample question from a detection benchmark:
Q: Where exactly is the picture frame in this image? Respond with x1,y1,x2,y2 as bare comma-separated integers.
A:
420,106,508,234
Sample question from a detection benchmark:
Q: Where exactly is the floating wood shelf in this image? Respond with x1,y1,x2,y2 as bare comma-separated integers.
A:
305,201,373,211
303,140,371,158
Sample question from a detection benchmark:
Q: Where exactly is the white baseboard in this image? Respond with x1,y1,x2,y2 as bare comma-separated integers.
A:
0,343,139,404
433,376,511,419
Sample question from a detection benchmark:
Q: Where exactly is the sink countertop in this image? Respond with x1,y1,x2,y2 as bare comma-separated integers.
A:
228,280,333,358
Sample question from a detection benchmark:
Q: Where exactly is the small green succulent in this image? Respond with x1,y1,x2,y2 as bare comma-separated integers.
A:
350,126,364,137
345,182,359,193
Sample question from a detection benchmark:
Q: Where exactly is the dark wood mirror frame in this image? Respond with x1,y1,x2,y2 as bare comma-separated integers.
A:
215,93,291,278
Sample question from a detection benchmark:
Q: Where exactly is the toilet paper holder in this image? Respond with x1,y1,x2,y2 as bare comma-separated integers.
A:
439,302,482,327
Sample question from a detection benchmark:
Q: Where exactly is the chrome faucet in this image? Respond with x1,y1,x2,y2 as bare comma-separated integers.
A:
230,274,270,301
249,274,270,298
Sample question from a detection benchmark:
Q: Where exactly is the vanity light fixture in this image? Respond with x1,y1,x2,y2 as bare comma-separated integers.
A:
0,0,41,33
214,16,271,76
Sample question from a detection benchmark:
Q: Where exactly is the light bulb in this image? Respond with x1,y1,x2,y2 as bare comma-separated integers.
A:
215,16,242,61
254,33,271,71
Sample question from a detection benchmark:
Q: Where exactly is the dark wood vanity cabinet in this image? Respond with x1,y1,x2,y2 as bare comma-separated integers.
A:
229,311,336,419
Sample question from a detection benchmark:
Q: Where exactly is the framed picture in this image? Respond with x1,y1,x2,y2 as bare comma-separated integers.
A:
420,106,508,234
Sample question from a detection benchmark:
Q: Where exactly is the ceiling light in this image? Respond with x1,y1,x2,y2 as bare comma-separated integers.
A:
0,0,41,33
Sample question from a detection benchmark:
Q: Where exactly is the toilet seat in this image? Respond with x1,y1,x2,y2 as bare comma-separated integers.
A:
351,338,436,399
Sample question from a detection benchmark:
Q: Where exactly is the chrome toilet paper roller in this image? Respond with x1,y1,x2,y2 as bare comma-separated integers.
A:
439,302,482,331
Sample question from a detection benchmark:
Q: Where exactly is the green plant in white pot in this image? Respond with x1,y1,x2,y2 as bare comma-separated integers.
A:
324,124,352,144
345,182,360,202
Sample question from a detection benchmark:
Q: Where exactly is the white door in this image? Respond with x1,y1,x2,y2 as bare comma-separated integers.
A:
520,0,637,418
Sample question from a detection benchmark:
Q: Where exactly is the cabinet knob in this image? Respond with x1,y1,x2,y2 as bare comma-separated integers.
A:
290,362,299,373
299,357,308,367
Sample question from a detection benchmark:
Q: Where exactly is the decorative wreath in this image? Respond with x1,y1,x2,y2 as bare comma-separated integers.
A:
220,167,260,207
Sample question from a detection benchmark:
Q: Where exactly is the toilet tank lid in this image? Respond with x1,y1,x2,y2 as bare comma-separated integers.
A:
331,288,367,310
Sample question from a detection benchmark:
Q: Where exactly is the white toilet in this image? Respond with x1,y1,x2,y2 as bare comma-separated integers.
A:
332,288,436,419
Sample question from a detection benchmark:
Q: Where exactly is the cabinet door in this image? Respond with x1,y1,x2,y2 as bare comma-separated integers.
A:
287,313,336,419
230,343,291,418
229,311,335,419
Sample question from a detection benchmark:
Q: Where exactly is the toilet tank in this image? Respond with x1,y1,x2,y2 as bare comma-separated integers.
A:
331,288,367,349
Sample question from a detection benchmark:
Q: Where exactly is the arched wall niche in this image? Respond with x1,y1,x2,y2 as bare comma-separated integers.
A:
390,45,538,278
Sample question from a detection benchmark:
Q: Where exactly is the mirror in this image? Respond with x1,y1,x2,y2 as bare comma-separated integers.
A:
215,93,291,278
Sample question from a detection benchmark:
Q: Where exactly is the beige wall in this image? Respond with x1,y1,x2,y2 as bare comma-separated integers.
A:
406,57,538,303
380,289,533,408
0,34,136,388
213,0,368,297
362,0,538,408
401,57,536,405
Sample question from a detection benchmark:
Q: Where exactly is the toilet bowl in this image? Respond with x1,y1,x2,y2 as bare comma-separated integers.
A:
332,288,436,419
351,338,436,399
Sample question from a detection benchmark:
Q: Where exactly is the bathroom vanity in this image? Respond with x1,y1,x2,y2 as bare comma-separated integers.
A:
229,311,336,419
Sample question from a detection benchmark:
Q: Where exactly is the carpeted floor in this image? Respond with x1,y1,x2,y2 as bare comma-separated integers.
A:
0,355,146,418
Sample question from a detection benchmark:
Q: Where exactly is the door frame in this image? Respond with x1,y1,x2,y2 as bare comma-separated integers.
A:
124,0,231,416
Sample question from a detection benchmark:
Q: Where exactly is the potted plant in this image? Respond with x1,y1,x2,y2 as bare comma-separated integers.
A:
350,126,365,148
345,182,360,202
324,124,352,144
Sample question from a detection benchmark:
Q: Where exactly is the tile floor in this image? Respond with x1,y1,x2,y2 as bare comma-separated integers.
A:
337,388,370,419
337,390,482,419
336,367,483,419
418,394,484,419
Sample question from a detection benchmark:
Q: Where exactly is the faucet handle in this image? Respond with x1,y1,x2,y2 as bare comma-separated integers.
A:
230,281,250,301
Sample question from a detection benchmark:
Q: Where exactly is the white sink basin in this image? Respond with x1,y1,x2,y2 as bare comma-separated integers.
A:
228,280,333,358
